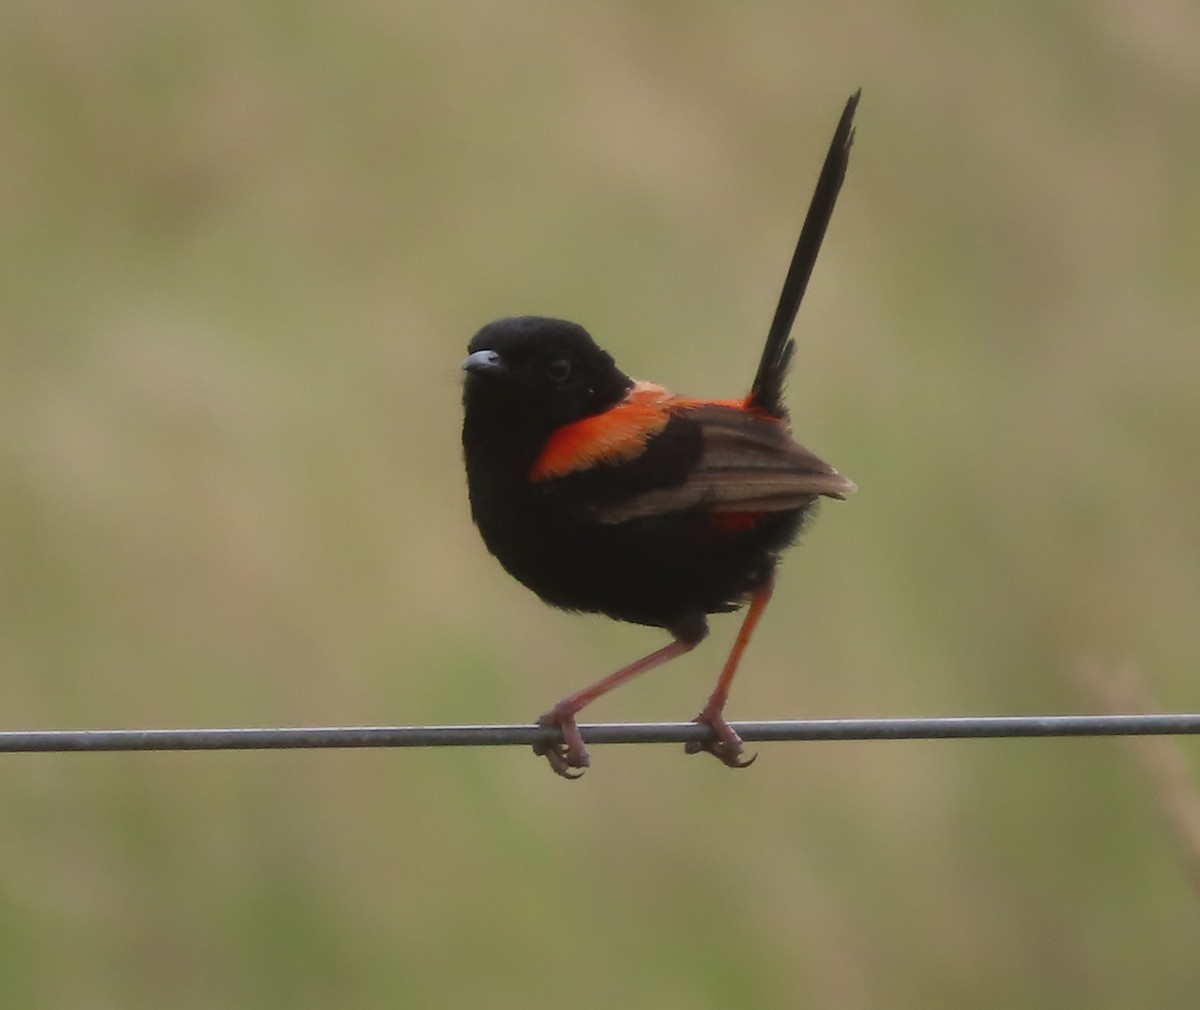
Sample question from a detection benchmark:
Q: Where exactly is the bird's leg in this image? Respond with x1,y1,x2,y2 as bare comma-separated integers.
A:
536,619,708,779
686,575,775,768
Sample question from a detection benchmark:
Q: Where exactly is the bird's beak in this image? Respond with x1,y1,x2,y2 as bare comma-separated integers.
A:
463,349,505,375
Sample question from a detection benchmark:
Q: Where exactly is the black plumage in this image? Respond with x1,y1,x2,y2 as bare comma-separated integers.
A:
462,92,860,777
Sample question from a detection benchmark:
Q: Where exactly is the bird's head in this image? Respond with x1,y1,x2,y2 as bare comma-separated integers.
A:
463,317,633,435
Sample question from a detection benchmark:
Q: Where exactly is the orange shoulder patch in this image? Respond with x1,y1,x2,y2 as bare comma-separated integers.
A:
530,382,673,481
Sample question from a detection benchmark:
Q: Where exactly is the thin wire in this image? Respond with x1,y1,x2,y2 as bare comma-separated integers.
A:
0,713,1198,753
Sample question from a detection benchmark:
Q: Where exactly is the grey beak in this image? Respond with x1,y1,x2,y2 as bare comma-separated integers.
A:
463,349,504,374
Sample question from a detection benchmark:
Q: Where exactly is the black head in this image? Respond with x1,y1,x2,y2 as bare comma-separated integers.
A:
463,316,632,432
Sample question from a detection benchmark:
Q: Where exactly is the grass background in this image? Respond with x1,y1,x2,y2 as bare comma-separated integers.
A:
2,1,1199,1006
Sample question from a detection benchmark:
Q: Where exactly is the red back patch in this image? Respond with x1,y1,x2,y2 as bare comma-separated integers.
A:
708,511,765,533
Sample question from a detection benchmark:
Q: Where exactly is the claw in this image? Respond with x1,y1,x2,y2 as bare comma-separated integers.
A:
533,710,590,780
686,710,757,769
540,748,587,779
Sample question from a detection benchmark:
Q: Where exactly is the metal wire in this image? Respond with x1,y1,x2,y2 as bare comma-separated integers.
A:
0,713,1198,753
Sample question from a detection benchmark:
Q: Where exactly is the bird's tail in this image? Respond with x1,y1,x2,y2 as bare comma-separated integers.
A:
747,90,860,418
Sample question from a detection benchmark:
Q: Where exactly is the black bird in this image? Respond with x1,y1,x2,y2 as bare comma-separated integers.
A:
462,92,859,778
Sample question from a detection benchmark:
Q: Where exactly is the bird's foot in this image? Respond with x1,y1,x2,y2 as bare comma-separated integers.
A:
685,708,757,769
533,709,590,780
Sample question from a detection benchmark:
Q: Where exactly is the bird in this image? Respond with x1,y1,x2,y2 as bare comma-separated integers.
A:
461,91,859,778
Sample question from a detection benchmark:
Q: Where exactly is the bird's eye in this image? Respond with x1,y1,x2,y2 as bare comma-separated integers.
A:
546,359,571,384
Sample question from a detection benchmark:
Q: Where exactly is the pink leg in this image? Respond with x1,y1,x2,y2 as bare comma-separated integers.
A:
686,576,775,768
536,635,700,779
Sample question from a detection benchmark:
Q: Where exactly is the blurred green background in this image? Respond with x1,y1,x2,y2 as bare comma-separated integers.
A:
2,1,1199,1006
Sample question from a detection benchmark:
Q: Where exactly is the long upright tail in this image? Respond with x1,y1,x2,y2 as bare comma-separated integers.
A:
747,90,860,418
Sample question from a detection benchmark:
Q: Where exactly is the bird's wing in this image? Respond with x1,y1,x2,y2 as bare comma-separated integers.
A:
541,402,854,525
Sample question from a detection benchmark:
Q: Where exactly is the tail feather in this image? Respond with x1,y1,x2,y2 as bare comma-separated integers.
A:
748,90,860,417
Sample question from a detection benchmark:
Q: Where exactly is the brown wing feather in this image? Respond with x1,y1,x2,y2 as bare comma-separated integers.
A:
590,404,854,524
